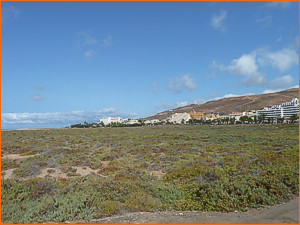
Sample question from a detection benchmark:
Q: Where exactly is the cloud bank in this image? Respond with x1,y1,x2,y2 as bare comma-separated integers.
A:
211,10,227,32
168,74,197,94
212,39,298,87
2,109,138,127
2,4,20,25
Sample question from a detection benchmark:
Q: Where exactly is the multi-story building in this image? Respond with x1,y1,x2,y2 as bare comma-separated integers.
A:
204,113,220,121
229,112,245,121
189,110,205,120
127,119,139,125
189,110,220,121
144,119,161,125
165,113,191,124
100,117,123,125
256,98,299,119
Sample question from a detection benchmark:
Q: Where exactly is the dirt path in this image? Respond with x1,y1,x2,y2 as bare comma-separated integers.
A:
74,197,298,224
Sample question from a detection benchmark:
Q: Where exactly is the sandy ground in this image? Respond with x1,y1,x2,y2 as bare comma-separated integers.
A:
71,197,299,224
1,154,166,180
149,170,166,180
1,153,40,160
2,154,298,224
1,154,111,180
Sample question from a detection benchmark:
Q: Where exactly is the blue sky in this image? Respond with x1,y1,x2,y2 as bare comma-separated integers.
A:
1,1,299,129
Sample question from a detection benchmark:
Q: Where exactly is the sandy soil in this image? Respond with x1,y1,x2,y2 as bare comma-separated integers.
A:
1,153,39,160
1,168,17,179
101,161,110,168
72,197,299,224
1,166,112,180
148,170,166,180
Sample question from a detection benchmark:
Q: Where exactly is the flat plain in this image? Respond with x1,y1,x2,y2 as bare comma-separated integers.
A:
1,124,299,223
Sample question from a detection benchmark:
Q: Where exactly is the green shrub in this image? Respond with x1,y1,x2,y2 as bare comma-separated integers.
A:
190,175,292,212
1,159,19,171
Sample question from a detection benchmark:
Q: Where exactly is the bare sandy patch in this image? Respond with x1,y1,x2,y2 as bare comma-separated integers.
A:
73,166,99,176
2,166,109,180
149,170,166,180
2,154,39,160
1,168,16,179
36,168,69,179
101,161,110,168
36,167,106,179
151,152,166,156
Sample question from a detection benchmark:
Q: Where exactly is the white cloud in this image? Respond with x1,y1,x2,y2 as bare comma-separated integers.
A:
277,37,282,43
175,98,206,108
256,15,272,27
210,93,254,101
79,32,113,47
100,107,118,114
84,49,96,60
34,84,46,90
2,4,20,24
155,103,174,110
227,53,267,86
155,98,205,111
242,74,267,86
1,109,138,126
31,95,45,101
78,32,112,59
262,88,285,94
228,53,258,76
267,1,291,9
102,35,112,47
263,84,299,94
206,60,223,78
213,39,298,87
258,47,299,71
168,74,197,94
270,75,294,89
79,32,98,46
152,81,159,94
210,10,227,32
210,92,219,98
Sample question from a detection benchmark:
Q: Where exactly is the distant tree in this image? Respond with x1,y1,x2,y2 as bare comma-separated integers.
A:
258,113,266,124
248,117,253,123
261,114,266,123
290,114,299,123
253,116,257,124
240,116,249,124
230,117,235,124
225,117,229,124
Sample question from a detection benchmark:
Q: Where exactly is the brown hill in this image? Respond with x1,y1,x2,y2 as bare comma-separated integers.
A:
144,88,299,121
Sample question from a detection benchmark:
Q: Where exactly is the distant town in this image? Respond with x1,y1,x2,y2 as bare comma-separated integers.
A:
70,98,299,128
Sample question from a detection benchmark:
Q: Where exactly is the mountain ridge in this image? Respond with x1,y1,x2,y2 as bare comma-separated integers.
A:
144,88,299,120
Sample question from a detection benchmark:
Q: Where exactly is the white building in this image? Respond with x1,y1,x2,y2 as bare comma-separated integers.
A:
126,119,139,125
256,98,299,119
245,110,257,117
229,112,245,121
144,119,160,125
100,117,122,125
165,113,191,124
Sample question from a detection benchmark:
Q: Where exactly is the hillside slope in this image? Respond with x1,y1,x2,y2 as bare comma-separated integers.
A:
144,88,299,120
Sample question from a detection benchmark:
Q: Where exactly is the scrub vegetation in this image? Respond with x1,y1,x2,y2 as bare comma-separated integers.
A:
1,124,298,223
